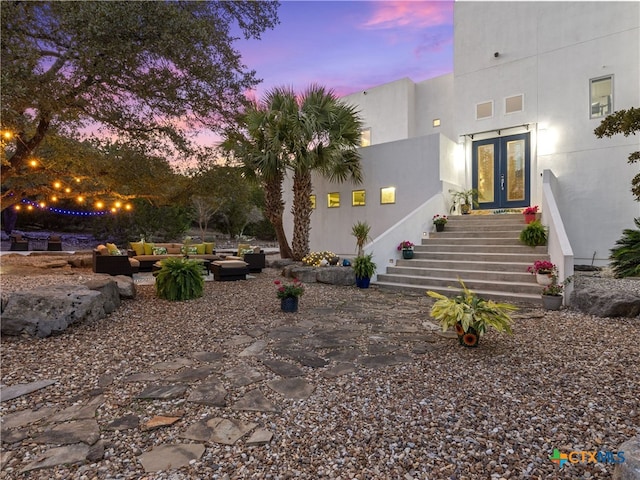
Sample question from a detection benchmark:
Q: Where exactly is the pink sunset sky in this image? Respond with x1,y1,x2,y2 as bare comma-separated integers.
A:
235,0,454,99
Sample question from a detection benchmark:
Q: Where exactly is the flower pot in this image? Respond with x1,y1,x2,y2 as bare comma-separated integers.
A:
355,276,371,288
536,272,553,286
461,204,471,215
435,223,445,232
280,297,299,313
542,294,563,310
524,213,537,224
402,249,414,259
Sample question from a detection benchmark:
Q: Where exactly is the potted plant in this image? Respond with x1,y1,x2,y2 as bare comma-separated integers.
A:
397,240,415,259
351,221,371,257
352,253,377,288
519,220,547,247
155,257,204,301
541,274,573,310
427,280,516,347
274,278,305,312
449,188,479,215
522,205,539,224
433,214,448,232
527,259,557,285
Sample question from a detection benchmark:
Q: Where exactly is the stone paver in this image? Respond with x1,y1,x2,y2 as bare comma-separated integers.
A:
0,295,443,474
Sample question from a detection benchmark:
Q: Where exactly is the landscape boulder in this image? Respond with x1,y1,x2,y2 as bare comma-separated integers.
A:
613,435,640,480
0,280,125,337
570,287,640,318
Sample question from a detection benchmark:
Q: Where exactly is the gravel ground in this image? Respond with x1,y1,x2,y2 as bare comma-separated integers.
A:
0,258,638,479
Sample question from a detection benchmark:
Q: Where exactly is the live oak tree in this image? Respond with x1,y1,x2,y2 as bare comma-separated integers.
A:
0,1,279,212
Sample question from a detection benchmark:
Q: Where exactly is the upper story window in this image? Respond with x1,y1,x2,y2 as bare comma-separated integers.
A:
505,94,524,114
476,101,493,120
327,192,340,208
360,128,371,147
590,75,613,119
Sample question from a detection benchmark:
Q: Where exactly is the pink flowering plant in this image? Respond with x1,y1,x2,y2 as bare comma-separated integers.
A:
527,260,556,275
523,206,539,215
397,240,415,251
274,278,305,299
433,214,448,226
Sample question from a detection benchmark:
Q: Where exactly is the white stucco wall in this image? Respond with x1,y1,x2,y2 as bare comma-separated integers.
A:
282,134,448,257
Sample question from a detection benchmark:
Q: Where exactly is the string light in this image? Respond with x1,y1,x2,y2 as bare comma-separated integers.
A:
16,198,132,216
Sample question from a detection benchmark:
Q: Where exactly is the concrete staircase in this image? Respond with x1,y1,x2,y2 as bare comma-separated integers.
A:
375,214,547,305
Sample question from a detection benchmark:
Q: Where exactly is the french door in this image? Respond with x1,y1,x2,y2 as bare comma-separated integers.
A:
472,133,530,209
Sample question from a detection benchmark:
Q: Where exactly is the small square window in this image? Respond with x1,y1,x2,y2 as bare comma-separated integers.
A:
432,118,441,127
476,101,493,120
352,190,366,206
505,94,523,114
590,75,613,119
310,195,316,209
360,128,371,147
327,192,340,208
380,187,396,204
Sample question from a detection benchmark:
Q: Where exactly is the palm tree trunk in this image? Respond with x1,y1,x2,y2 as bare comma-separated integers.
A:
291,169,312,261
263,175,293,259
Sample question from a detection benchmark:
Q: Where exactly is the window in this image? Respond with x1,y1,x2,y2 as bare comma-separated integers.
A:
360,128,371,147
590,76,613,119
432,118,441,127
505,94,523,114
310,194,316,209
327,192,340,208
352,190,366,206
380,187,396,204
476,101,493,120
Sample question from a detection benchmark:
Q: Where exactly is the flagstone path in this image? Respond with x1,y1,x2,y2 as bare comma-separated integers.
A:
1,300,448,474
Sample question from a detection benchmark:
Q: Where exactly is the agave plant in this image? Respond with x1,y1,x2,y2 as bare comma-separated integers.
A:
427,280,517,347
155,258,204,301
610,218,640,278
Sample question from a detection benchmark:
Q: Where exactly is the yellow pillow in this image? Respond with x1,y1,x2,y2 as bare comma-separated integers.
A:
129,241,145,256
143,243,155,255
96,244,109,255
237,243,250,257
203,242,215,254
106,243,120,255
193,243,206,255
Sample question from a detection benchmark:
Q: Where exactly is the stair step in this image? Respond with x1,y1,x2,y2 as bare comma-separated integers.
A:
378,212,547,304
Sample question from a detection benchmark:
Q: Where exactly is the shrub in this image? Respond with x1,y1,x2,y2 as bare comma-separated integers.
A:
519,220,547,247
155,258,204,301
610,218,640,278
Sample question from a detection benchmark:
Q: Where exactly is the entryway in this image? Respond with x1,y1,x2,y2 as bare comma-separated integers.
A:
472,133,530,209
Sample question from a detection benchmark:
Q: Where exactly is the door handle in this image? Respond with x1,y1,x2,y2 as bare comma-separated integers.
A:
501,174,505,191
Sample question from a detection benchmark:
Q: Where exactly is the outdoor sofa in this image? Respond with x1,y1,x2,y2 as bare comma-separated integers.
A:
127,241,220,271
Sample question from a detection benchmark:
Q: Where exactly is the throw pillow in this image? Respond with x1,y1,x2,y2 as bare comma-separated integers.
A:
106,243,120,255
237,243,250,255
194,243,206,255
188,246,198,255
96,244,109,256
203,242,215,254
152,246,168,255
129,241,145,256
143,243,155,255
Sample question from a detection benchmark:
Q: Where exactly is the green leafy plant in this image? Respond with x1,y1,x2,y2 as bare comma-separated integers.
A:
433,214,448,226
519,220,547,247
351,221,371,257
609,217,640,278
274,278,305,299
449,188,479,214
427,279,516,347
542,274,573,296
352,253,377,279
155,258,204,301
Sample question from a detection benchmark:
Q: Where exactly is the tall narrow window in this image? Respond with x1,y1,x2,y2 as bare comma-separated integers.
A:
590,76,613,118
310,194,316,209
327,192,340,208
360,128,371,147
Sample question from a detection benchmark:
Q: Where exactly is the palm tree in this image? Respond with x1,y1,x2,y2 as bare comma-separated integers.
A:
289,85,363,260
221,92,295,259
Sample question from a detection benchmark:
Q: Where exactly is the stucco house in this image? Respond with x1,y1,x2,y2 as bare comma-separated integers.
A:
282,2,640,290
